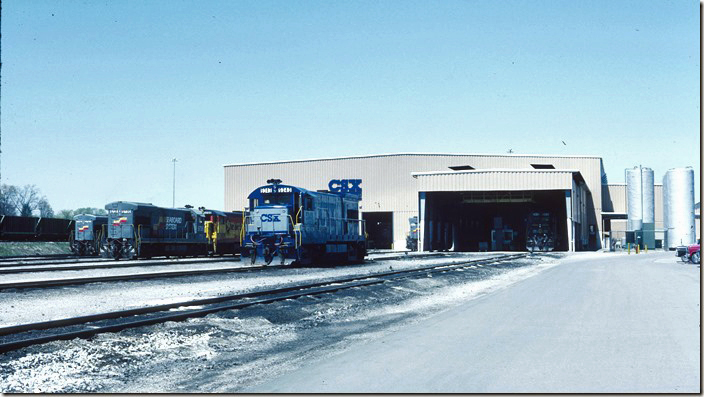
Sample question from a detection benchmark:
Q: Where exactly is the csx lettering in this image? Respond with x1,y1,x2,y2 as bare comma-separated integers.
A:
328,179,362,194
260,214,281,222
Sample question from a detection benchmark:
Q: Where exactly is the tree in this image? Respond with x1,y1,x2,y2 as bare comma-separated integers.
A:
11,185,41,217
0,185,17,215
57,209,75,220
74,207,107,216
37,198,54,217
56,207,107,219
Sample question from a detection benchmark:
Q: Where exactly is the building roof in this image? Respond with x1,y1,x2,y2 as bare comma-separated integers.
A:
224,152,603,167
411,169,589,193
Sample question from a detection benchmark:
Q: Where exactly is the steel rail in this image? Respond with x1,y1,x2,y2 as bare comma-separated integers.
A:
0,253,529,353
0,263,278,290
0,255,240,269
0,252,449,284
0,257,242,274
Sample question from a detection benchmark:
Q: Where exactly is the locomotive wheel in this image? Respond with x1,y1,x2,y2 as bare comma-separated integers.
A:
263,247,273,266
250,249,257,265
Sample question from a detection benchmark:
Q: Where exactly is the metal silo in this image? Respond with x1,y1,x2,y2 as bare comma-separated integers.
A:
640,167,655,248
626,167,643,232
641,168,654,224
663,167,696,249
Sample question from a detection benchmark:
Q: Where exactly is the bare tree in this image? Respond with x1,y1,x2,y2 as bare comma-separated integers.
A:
11,185,41,217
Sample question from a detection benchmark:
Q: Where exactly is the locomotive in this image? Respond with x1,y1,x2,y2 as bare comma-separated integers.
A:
242,179,366,265
70,214,108,256
525,211,556,252
105,201,243,260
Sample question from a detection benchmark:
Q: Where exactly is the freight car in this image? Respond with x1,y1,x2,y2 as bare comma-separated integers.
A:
105,201,243,260
70,214,108,256
242,179,366,265
0,215,74,241
525,211,556,252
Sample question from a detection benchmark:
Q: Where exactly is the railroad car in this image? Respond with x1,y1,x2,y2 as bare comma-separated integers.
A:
0,215,74,241
242,179,366,265
525,211,556,252
70,214,108,256
105,201,242,259
203,208,244,255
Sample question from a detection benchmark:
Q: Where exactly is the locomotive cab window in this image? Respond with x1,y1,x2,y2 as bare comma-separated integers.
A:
304,196,313,210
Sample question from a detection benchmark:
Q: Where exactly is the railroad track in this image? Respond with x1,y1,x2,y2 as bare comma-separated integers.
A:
0,251,449,281
0,256,241,274
0,253,529,353
0,254,77,263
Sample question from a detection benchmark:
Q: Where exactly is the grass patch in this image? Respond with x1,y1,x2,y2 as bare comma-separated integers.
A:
0,242,72,256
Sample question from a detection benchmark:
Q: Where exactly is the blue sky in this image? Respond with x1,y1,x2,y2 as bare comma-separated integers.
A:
1,0,699,212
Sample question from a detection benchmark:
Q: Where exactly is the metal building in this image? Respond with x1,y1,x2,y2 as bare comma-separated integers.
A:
224,153,607,252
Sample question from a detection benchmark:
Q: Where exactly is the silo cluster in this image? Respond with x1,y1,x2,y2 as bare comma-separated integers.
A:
663,167,696,249
626,166,655,248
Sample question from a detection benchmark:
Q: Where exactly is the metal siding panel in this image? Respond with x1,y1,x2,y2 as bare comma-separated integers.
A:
225,154,605,248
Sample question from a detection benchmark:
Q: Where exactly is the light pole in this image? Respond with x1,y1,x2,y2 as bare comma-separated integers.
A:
172,158,178,208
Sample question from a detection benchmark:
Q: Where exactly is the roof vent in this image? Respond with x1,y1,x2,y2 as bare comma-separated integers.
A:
449,165,475,171
531,164,555,169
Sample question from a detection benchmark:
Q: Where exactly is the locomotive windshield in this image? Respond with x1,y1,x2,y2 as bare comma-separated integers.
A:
261,193,291,206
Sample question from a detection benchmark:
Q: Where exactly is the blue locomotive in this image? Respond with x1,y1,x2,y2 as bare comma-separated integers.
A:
105,201,243,259
242,179,366,265
71,214,108,256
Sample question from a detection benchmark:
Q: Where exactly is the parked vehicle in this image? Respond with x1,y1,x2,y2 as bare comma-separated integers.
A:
687,242,700,264
676,240,700,264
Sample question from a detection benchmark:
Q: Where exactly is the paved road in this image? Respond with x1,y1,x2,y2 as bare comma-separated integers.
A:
249,252,700,393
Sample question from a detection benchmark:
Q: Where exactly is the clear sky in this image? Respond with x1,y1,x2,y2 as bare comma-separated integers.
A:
1,0,700,213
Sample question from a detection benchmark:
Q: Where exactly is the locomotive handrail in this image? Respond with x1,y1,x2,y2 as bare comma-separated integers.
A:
286,215,300,248
240,215,250,244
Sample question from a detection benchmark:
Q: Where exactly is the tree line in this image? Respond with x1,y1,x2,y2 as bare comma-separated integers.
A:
0,184,106,219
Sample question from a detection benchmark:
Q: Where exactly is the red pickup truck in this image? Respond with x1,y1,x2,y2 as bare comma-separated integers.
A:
687,243,700,264
678,241,700,264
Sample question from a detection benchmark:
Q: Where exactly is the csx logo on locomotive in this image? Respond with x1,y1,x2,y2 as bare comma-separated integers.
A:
260,214,281,222
328,179,362,195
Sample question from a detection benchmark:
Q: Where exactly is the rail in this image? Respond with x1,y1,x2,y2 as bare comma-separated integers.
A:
0,253,529,353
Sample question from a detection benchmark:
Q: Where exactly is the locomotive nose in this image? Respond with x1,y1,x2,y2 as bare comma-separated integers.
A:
252,207,289,233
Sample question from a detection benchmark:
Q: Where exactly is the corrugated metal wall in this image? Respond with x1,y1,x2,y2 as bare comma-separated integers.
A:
603,183,663,229
225,153,605,249
415,170,576,192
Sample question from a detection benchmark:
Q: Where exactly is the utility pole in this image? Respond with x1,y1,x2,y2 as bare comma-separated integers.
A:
172,158,178,208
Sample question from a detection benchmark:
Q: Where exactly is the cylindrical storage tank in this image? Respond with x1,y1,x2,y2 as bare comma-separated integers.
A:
641,167,654,224
663,167,696,249
626,167,643,231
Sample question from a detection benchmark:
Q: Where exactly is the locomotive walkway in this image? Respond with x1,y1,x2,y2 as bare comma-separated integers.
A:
249,252,700,393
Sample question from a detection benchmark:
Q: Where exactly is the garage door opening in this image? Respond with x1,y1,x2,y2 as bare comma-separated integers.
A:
363,212,393,249
422,190,568,252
